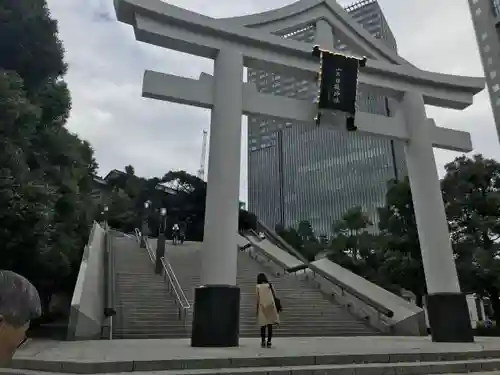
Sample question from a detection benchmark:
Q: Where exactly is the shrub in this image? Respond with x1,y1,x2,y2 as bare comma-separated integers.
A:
238,209,257,231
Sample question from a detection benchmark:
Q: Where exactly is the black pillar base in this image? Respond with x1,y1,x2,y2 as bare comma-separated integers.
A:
191,285,240,347
155,234,166,274
426,292,474,343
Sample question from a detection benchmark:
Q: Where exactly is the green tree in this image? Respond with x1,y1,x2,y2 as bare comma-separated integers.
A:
297,220,315,243
0,0,99,313
441,154,500,321
107,190,137,234
327,207,384,281
275,225,304,254
161,170,206,240
331,206,373,260
377,178,426,306
0,0,67,90
239,209,257,231
274,221,322,261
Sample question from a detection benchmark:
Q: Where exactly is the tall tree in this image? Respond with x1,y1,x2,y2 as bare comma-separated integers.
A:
331,206,373,260
275,221,322,261
377,178,426,306
0,0,99,311
0,0,67,90
441,154,500,321
297,220,316,243
275,225,305,255
162,170,206,240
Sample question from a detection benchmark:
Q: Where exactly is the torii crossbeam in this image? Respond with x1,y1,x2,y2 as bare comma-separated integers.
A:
114,0,485,345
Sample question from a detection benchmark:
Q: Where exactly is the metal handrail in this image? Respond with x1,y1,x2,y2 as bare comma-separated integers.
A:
142,235,191,320
161,257,191,311
134,228,142,244
143,235,156,264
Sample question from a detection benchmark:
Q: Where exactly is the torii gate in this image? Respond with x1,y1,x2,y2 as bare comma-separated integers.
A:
114,0,485,345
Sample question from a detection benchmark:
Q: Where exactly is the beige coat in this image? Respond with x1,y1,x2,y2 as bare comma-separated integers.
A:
256,283,280,327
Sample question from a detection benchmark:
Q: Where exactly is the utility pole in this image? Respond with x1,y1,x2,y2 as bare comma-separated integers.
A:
197,130,208,180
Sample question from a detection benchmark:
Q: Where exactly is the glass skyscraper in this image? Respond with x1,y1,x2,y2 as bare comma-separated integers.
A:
468,0,500,142
247,0,407,236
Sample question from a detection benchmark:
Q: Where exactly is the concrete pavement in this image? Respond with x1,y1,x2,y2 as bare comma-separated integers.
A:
7,336,500,373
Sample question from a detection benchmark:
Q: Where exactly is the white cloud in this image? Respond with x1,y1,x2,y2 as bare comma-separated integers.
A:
47,0,500,204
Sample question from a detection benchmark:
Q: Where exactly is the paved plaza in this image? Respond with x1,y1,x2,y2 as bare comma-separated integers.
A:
8,336,500,372
15,336,500,362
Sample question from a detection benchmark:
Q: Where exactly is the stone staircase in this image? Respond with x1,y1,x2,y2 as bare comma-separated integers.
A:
111,235,377,339
167,241,378,337
112,235,189,339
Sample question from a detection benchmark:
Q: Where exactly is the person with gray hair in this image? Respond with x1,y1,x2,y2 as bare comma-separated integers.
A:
0,270,41,367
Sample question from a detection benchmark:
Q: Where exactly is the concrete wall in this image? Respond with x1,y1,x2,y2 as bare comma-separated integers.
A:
244,234,304,271
67,222,106,340
308,259,427,336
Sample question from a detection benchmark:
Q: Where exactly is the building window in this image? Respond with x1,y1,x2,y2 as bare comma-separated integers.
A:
493,83,500,92
484,45,491,52
482,32,488,40
491,71,497,79
475,7,482,16
496,97,500,106
488,57,494,65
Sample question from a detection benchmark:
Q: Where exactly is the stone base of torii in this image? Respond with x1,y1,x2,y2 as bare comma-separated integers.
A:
114,0,485,345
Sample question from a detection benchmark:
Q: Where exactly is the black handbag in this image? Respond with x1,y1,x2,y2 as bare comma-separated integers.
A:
270,284,282,312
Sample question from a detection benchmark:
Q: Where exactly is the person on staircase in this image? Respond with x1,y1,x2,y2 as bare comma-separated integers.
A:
172,223,180,245
256,273,280,348
179,221,186,244
0,270,41,367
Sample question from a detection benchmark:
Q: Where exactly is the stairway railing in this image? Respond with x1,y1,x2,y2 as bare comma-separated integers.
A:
134,228,191,322
160,256,191,320
103,222,116,339
243,227,395,321
134,228,142,248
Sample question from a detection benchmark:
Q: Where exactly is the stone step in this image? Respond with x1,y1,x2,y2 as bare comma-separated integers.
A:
115,292,176,297
10,370,500,375
116,310,354,319
113,320,370,328
111,320,371,328
116,310,354,318
112,237,378,339
10,349,500,374
112,330,377,339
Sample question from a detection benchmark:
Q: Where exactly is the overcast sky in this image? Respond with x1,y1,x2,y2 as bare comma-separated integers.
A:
47,0,500,202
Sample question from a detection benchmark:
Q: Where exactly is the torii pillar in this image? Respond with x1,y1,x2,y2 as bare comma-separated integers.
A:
311,18,471,342
193,49,243,347
114,0,484,345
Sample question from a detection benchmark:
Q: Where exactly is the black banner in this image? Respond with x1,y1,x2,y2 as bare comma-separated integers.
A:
318,53,361,114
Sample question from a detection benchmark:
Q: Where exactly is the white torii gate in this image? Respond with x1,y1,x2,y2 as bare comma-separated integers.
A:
114,0,485,345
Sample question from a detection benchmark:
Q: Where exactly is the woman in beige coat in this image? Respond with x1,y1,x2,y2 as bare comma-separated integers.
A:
256,273,279,347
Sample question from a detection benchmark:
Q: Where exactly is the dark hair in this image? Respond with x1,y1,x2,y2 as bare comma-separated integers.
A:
257,273,268,284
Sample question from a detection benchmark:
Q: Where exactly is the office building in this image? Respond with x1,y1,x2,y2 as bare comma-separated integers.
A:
247,0,406,235
468,0,500,142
